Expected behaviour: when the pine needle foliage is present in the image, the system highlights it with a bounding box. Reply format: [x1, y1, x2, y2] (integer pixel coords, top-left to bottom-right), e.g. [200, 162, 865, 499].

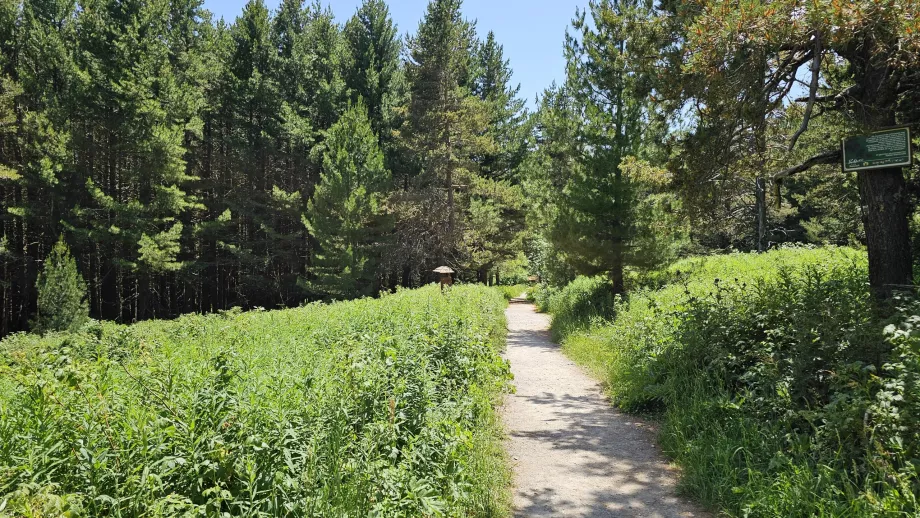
[31, 236, 89, 334]
[305, 102, 392, 299]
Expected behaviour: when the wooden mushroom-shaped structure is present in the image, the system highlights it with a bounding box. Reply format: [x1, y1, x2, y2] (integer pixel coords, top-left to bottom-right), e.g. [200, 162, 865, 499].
[433, 266, 455, 292]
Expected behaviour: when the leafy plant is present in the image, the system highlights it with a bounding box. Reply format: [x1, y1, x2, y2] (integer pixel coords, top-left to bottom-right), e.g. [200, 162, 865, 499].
[544, 246, 920, 515]
[1, 285, 512, 517]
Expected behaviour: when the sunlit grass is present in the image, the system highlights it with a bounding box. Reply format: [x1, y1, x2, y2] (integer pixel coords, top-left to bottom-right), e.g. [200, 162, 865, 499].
[540, 246, 920, 516]
[0, 285, 513, 517]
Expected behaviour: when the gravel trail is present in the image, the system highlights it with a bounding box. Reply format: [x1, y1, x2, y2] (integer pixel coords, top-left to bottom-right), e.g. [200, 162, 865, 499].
[501, 300, 707, 518]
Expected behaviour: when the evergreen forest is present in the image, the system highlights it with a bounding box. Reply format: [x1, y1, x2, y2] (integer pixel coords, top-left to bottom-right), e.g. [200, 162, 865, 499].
[0, 0, 530, 333]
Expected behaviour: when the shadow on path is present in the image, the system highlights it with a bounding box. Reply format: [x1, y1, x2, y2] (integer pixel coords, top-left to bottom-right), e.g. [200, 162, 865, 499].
[502, 303, 706, 518]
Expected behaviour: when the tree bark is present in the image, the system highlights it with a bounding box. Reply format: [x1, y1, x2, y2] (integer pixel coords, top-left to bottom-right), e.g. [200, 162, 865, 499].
[756, 177, 767, 252]
[857, 168, 913, 298]
[609, 251, 625, 296]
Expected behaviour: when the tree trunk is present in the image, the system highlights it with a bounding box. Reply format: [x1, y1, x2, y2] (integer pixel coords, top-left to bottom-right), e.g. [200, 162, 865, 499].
[756, 177, 767, 252]
[610, 249, 625, 295]
[857, 168, 913, 298]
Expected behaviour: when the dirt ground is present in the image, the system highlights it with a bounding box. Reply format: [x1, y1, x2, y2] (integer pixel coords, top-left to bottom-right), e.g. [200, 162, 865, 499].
[501, 301, 709, 518]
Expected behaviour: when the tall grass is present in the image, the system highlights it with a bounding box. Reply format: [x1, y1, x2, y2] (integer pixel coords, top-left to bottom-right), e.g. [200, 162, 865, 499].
[496, 285, 528, 301]
[544, 246, 920, 516]
[0, 285, 512, 517]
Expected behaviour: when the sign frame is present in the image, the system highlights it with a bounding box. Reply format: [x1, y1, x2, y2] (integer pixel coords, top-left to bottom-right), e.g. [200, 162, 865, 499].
[841, 127, 913, 173]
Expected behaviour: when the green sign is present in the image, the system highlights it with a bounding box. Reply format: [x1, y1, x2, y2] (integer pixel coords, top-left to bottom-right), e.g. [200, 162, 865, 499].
[842, 128, 913, 172]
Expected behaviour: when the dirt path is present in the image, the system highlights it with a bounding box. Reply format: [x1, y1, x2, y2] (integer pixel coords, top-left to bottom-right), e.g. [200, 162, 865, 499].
[501, 300, 707, 518]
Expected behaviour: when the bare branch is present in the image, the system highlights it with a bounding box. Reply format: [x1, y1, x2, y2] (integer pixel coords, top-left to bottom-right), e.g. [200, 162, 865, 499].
[772, 149, 840, 181]
[764, 49, 813, 94]
[788, 31, 823, 152]
[793, 85, 858, 104]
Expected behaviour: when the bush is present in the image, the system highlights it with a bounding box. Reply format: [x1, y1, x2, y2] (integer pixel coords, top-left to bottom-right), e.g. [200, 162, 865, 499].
[534, 276, 617, 341]
[0, 285, 512, 517]
[496, 284, 527, 301]
[31, 237, 89, 334]
[548, 246, 920, 515]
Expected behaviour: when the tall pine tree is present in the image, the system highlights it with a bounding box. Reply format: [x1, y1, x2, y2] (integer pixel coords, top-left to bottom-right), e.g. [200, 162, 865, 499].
[398, 0, 490, 277]
[305, 102, 391, 299]
[32, 236, 88, 334]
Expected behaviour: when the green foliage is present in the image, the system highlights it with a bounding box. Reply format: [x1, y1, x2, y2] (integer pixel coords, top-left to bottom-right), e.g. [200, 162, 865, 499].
[546, 246, 920, 515]
[31, 237, 88, 334]
[525, 1, 676, 293]
[343, 0, 401, 140]
[0, 285, 512, 516]
[532, 275, 617, 343]
[496, 284, 526, 301]
[0, 0, 532, 333]
[305, 102, 392, 299]
[526, 0, 665, 293]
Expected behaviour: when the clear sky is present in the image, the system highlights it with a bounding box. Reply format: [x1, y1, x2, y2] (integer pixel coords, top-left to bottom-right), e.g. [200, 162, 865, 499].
[202, 0, 588, 108]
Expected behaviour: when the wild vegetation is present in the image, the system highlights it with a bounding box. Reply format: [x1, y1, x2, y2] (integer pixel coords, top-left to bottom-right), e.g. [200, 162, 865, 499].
[538, 247, 920, 516]
[2, 0, 920, 514]
[0, 285, 511, 516]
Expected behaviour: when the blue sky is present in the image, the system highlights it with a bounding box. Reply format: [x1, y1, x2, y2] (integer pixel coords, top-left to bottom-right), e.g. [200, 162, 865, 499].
[203, 0, 589, 108]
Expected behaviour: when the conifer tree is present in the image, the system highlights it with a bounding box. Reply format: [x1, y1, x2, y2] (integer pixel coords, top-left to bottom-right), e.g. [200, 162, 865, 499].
[32, 236, 88, 334]
[464, 31, 529, 280]
[399, 0, 491, 273]
[549, 1, 653, 294]
[0, 75, 18, 182]
[305, 102, 391, 299]
[473, 31, 528, 181]
[343, 0, 401, 138]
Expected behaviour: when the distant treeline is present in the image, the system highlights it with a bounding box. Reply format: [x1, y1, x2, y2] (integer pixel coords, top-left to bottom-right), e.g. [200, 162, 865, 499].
[0, 0, 529, 333]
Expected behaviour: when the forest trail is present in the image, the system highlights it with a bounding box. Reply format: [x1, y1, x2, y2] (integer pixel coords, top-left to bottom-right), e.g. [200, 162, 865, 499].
[501, 300, 707, 517]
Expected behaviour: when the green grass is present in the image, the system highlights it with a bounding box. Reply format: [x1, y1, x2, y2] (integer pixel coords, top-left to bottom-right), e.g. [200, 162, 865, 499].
[541, 246, 920, 516]
[0, 285, 513, 517]
[496, 285, 528, 301]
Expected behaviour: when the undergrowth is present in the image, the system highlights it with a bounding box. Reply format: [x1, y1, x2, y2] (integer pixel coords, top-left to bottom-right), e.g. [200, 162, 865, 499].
[0, 285, 512, 517]
[496, 285, 528, 301]
[540, 246, 920, 516]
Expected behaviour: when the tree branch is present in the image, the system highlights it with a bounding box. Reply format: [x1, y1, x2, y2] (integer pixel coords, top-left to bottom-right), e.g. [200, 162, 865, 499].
[764, 49, 813, 94]
[772, 149, 840, 181]
[788, 31, 822, 152]
[793, 84, 858, 104]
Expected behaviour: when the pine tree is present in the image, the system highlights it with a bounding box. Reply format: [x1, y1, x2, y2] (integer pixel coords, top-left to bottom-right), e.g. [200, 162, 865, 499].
[0, 75, 18, 182]
[473, 31, 528, 181]
[399, 0, 491, 274]
[3, 0, 78, 332]
[464, 31, 529, 281]
[342, 0, 401, 138]
[546, 1, 654, 294]
[304, 102, 391, 299]
[32, 236, 88, 334]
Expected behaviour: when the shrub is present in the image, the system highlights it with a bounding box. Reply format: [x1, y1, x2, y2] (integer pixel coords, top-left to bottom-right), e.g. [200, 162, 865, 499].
[31, 237, 89, 334]
[535, 276, 617, 341]
[496, 284, 527, 301]
[0, 285, 512, 517]
[547, 246, 920, 515]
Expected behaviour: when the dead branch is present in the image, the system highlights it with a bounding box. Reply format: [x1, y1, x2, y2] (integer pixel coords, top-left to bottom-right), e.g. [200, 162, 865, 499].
[789, 31, 823, 151]
[772, 149, 840, 181]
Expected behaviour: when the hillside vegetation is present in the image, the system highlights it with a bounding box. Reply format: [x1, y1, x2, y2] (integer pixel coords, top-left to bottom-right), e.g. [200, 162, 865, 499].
[0, 286, 512, 517]
[537, 247, 920, 516]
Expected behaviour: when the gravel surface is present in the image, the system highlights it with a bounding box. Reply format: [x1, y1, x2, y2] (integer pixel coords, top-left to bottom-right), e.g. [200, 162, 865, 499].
[501, 300, 708, 518]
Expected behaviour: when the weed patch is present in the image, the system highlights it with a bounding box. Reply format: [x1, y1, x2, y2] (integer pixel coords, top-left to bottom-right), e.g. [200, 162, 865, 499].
[0, 285, 512, 517]
[544, 246, 920, 516]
